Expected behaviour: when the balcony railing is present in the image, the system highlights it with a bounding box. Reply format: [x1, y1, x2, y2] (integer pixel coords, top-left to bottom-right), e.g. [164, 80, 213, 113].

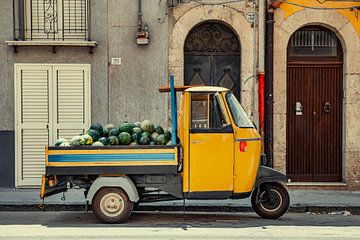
[12, 0, 91, 41]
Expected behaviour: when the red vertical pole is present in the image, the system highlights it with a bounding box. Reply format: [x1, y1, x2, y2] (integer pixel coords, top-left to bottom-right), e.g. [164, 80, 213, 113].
[259, 72, 265, 150]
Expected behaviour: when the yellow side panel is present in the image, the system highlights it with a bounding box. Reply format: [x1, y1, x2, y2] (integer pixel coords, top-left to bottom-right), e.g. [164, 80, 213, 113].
[233, 128, 261, 193]
[189, 133, 234, 192]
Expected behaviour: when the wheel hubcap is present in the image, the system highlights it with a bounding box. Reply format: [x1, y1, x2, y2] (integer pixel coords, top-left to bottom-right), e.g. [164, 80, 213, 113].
[259, 188, 283, 212]
[100, 193, 125, 217]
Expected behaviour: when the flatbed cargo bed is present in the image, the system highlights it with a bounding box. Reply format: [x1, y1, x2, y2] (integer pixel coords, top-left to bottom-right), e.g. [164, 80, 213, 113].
[45, 145, 179, 175]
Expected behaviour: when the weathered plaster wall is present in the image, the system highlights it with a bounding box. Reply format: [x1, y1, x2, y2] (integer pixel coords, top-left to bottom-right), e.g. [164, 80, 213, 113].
[169, 2, 258, 121]
[107, 0, 169, 127]
[273, 8, 360, 189]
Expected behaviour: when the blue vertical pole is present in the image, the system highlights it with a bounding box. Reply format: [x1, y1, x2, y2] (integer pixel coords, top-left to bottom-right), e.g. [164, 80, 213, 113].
[170, 74, 177, 145]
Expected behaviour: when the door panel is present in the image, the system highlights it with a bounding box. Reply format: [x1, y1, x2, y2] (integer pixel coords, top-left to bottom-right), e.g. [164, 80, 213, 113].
[286, 64, 342, 182]
[184, 55, 211, 86]
[213, 55, 240, 100]
[189, 133, 234, 192]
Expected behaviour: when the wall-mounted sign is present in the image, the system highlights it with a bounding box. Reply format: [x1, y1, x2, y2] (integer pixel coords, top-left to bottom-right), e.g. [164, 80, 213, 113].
[111, 58, 122, 65]
[246, 12, 257, 23]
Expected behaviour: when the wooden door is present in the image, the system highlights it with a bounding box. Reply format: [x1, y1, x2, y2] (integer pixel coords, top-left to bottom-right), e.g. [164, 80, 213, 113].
[184, 22, 241, 100]
[286, 26, 343, 182]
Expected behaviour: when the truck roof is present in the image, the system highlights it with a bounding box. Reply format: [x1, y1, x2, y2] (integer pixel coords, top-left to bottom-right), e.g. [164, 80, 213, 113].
[185, 86, 229, 92]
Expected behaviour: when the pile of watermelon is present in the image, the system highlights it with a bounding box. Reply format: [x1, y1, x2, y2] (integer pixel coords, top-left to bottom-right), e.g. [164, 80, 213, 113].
[55, 120, 175, 147]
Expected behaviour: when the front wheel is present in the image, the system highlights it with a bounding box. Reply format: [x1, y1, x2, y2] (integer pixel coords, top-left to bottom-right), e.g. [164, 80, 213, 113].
[251, 182, 289, 219]
[92, 187, 133, 223]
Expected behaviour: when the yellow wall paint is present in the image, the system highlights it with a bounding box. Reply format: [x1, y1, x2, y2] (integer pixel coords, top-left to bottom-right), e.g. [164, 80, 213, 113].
[277, 0, 360, 36]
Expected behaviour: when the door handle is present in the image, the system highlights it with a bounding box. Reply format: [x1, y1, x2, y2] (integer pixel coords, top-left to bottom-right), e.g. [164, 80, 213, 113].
[295, 101, 303, 116]
[324, 102, 332, 113]
[192, 140, 204, 144]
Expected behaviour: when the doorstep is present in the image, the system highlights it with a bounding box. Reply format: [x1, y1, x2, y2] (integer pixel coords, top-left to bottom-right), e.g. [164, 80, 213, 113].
[286, 182, 348, 190]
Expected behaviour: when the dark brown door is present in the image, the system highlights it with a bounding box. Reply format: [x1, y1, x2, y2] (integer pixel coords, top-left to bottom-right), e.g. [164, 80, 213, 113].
[286, 26, 343, 182]
[184, 22, 241, 100]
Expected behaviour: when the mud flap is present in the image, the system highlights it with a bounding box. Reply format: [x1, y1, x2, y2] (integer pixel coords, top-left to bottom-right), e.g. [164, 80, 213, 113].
[40, 175, 68, 200]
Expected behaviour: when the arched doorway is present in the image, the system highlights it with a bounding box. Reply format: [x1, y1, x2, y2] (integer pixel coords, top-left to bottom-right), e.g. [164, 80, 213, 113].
[184, 22, 241, 100]
[286, 26, 343, 182]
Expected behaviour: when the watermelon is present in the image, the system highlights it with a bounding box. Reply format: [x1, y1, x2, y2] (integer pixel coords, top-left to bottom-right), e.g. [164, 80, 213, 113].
[141, 132, 151, 139]
[164, 130, 172, 140]
[86, 129, 100, 142]
[151, 132, 159, 142]
[118, 122, 135, 134]
[92, 141, 104, 146]
[82, 134, 93, 145]
[131, 133, 140, 143]
[132, 127, 142, 134]
[104, 123, 115, 130]
[55, 138, 68, 146]
[102, 128, 110, 137]
[156, 134, 168, 145]
[166, 140, 172, 146]
[108, 136, 119, 145]
[141, 120, 154, 133]
[154, 125, 164, 135]
[149, 141, 155, 145]
[89, 123, 103, 137]
[139, 136, 150, 145]
[118, 132, 132, 145]
[70, 135, 85, 146]
[98, 137, 109, 146]
[134, 122, 141, 128]
[59, 142, 71, 147]
[130, 142, 138, 146]
[109, 128, 120, 137]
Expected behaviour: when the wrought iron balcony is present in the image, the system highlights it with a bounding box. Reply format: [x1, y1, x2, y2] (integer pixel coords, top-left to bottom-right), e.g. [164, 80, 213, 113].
[12, 0, 92, 41]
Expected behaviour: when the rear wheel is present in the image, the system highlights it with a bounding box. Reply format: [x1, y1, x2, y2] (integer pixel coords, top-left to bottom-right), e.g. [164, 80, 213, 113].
[251, 182, 289, 219]
[92, 187, 133, 223]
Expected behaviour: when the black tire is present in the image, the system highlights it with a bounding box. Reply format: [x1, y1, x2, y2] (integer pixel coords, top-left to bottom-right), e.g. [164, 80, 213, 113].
[92, 187, 133, 223]
[251, 182, 289, 219]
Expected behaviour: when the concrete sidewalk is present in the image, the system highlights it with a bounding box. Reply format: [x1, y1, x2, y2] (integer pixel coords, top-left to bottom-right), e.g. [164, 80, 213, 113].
[0, 188, 359, 214]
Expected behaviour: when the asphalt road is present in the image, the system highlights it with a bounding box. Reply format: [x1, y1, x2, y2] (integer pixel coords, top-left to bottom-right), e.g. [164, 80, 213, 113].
[0, 211, 359, 239]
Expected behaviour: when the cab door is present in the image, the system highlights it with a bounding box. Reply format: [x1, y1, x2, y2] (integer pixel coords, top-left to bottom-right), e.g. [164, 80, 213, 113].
[187, 92, 234, 198]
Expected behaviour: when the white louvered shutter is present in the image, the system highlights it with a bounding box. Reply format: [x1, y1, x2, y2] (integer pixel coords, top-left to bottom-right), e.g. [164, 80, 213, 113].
[15, 65, 52, 186]
[53, 66, 90, 141]
[15, 64, 91, 187]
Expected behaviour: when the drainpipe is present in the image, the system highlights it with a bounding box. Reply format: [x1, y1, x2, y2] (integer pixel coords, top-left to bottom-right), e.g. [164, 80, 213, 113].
[138, 0, 142, 31]
[265, 9, 274, 167]
[258, 0, 266, 153]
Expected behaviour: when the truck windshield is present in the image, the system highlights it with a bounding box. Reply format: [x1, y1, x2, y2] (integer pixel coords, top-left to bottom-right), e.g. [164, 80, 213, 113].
[225, 92, 254, 128]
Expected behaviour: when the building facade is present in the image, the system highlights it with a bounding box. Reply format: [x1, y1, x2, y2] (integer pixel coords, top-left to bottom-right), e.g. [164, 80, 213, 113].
[0, 0, 359, 190]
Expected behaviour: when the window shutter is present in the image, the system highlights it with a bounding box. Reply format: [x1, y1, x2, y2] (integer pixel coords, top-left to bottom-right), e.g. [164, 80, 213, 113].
[53, 65, 90, 142]
[15, 66, 52, 186]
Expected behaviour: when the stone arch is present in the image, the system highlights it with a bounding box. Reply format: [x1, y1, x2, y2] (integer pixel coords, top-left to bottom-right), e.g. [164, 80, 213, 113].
[273, 8, 360, 186]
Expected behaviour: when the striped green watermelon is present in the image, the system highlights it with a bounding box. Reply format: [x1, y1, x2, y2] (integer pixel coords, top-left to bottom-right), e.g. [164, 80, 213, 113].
[108, 136, 119, 145]
[141, 120, 154, 133]
[89, 123, 103, 137]
[86, 129, 100, 142]
[118, 132, 132, 145]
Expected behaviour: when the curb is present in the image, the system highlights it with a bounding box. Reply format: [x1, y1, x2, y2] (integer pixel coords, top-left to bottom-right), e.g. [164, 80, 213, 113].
[0, 204, 359, 215]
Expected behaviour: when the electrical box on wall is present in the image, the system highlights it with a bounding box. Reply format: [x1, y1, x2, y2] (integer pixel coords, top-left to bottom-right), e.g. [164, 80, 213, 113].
[136, 25, 149, 45]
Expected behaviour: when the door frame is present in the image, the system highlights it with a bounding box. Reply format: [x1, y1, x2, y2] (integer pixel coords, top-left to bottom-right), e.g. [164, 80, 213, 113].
[14, 63, 91, 187]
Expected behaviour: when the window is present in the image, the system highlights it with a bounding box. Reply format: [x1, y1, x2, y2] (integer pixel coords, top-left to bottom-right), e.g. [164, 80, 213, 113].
[288, 27, 338, 57]
[14, 0, 90, 41]
[226, 92, 254, 128]
[191, 93, 230, 130]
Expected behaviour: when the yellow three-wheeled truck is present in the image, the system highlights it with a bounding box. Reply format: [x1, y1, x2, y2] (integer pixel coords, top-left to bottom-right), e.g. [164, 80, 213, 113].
[40, 77, 289, 223]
